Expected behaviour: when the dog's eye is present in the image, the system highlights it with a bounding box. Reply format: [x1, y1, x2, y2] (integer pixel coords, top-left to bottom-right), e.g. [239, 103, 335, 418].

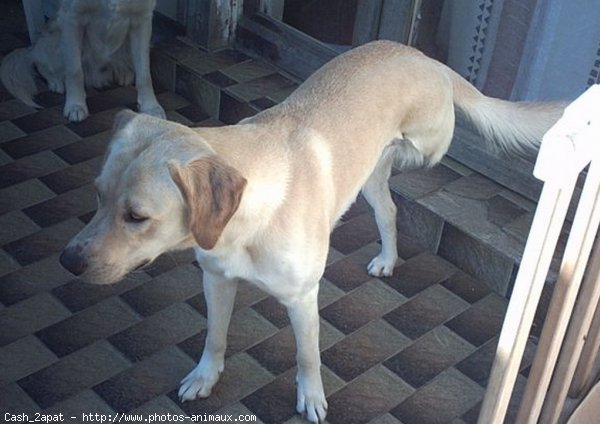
[125, 211, 148, 223]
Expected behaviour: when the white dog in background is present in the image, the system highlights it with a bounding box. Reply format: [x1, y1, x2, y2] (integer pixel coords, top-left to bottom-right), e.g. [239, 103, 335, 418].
[0, 0, 165, 122]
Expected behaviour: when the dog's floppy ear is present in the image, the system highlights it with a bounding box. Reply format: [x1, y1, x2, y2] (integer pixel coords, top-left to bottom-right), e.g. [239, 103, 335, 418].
[113, 109, 137, 131]
[169, 156, 247, 250]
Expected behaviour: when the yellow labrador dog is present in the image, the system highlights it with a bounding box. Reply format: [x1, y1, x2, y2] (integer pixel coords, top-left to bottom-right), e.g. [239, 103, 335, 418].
[0, 0, 165, 122]
[60, 41, 563, 422]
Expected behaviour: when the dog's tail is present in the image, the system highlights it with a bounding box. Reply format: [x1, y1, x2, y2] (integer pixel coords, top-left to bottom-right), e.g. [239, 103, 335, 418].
[0, 47, 41, 109]
[448, 68, 565, 155]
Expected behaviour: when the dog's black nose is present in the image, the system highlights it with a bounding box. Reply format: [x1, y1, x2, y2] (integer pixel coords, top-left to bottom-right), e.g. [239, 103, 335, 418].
[59, 246, 88, 276]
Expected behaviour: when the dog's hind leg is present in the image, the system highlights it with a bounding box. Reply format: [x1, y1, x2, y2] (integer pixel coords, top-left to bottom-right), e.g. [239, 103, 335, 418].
[179, 271, 238, 401]
[362, 150, 398, 277]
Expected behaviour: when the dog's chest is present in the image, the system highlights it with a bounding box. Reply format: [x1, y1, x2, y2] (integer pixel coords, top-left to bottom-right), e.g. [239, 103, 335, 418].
[76, 0, 151, 54]
[194, 246, 295, 299]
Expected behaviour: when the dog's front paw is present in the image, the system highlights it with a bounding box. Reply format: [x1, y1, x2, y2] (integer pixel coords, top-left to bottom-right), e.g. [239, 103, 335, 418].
[178, 358, 223, 401]
[367, 254, 396, 277]
[296, 371, 327, 423]
[64, 103, 89, 122]
[138, 102, 166, 119]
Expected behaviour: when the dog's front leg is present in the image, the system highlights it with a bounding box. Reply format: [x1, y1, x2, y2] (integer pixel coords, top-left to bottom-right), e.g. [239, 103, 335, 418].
[129, 18, 166, 119]
[286, 286, 327, 423]
[179, 271, 238, 401]
[61, 18, 88, 122]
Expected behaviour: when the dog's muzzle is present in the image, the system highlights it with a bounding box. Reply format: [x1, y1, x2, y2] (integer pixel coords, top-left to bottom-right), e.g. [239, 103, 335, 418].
[59, 246, 88, 276]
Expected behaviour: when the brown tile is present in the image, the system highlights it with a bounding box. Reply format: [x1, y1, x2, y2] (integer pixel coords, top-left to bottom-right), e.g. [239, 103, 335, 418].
[322, 320, 410, 382]
[326, 365, 413, 424]
[130, 394, 186, 416]
[443, 173, 504, 200]
[23, 184, 96, 227]
[219, 92, 258, 124]
[42, 390, 115, 418]
[249, 96, 277, 111]
[53, 130, 112, 165]
[94, 346, 193, 411]
[0, 292, 72, 346]
[321, 279, 406, 334]
[155, 91, 190, 111]
[177, 352, 273, 415]
[178, 46, 249, 75]
[384, 284, 469, 340]
[0, 148, 12, 165]
[445, 293, 507, 347]
[0, 254, 74, 306]
[0, 335, 57, 383]
[225, 307, 279, 355]
[11, 107, 69, 134]
[18, 340, 130, 408]
[323, 243, 382, 292]
[66, 107, 123, 137]
[108, 302, 206, 362]
[0, 383, 41, 416]
[0, 99, 37, 121]
[0, 210, 39, 245]
[384, 326, 475, 388]
[239, 368, 298, 423]
[51, 271, 150, 312]
[226, 74, 297, 102]
[486, 195, 526, 226]
[175, 65, 221, 117]
[0, 248, 19, 278]
[0, 120, 26, 143]
[221, 59, 277, 83]
[389, 165, 461, 200]
[121, 264, 202, 316]
[330, 213, 380, 255]
[442, 271, 491, 304]
[204, 70, 238, 88]
[2, 125, 80, 159]
[187, 279, 268, 318]
[246, 326, 296, 375]
[383, 252, 457, 298]
[142, 249, 197, 278]
[0, 179, 53, 214]
[176, 103, 210, 123]
[4, 219, 85, 266]
[36, 297, 141, 357]
[39, 156, 103, 194]
[86, 86, 137, 114]
[0, 151, 68, 188]
[252, 296, 289, 328]
[391, 368, 484, 424]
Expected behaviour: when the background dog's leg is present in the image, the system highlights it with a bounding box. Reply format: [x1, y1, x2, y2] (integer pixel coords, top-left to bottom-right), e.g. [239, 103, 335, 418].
[179, 271, 238, 401]
[61, 19, 88, 122]
[129, 18, 166, 119]
[286, 286, 327, 423]
[362, 153, 398, 277]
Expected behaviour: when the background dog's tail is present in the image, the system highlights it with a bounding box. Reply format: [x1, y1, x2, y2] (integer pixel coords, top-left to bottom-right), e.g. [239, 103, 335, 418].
[448, 67, 565, 155]
[0, 47, 41, 109]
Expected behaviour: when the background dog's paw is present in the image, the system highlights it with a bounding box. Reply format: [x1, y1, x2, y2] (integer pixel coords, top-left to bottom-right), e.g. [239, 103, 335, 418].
[178, 361, 222, 402]
[139, 102, 166, 119]
[64, 103, 89, 122]
[367, 255, 396, 277]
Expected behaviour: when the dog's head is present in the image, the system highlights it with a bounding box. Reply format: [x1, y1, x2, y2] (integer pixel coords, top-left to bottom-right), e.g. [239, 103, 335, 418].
[60, 110, 246, 284]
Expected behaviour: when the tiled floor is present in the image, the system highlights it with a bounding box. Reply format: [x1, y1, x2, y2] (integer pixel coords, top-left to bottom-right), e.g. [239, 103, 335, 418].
[0, 4, 538, 423]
